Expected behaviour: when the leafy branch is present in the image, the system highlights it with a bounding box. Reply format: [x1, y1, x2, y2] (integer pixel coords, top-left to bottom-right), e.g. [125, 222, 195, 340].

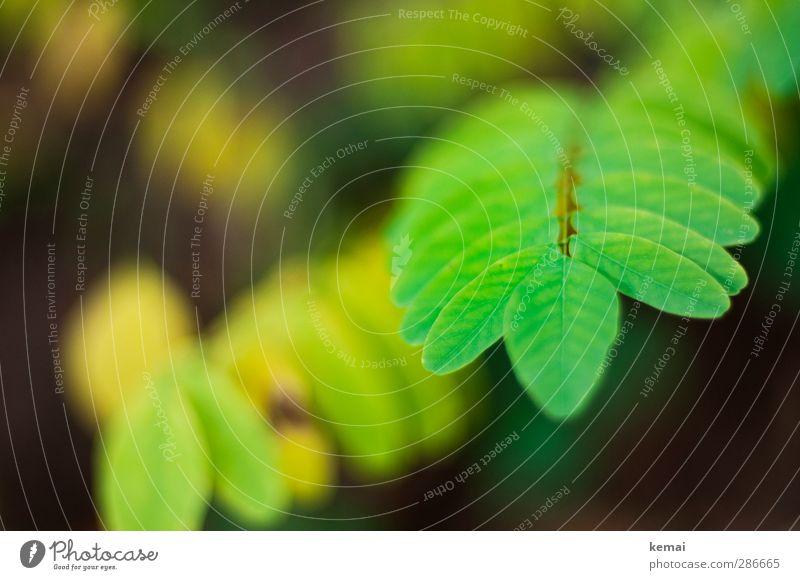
[388, 82, 772, 418]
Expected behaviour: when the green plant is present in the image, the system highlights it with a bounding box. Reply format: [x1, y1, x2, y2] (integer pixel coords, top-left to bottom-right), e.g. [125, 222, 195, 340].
[387, 82, 772, 419]
[97, 354, 290, 530]
[69, 240, 481, 529]
[208, 240, 481, 478]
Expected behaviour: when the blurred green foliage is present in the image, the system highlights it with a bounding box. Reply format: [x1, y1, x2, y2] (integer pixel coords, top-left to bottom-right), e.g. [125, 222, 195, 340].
[66, 239, 483, 529]
[64, 264, 193, 426]
[136, 63, 294, 214]
[208, 240, 483, 479]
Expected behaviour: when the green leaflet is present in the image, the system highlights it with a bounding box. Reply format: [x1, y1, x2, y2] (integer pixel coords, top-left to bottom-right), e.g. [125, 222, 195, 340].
[570, 233, 730, 318]
[400, 218, 558, 343]
[504, 258, 619, 418]
[574, 207, 748, 294]
[389, 80, 769, 418]
[582, 139, 757, 208]
[616, 5, 777, 181]
[746, 0, 800, 97]
[391, 202, 552, 307]
[179, 361, 290, 526]
[635, 0, 800, 104]
[97, 353, 292, 530]
[423, 246, 559, 374]
[250, 249, 477, 479]
[97, 377, 211, 530]
[387, 86, 579, 246]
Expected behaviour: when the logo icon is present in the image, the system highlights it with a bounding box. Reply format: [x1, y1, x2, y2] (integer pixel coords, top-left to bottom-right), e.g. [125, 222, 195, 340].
[20, 540, 45, 568]
[391, 234, 413, 289]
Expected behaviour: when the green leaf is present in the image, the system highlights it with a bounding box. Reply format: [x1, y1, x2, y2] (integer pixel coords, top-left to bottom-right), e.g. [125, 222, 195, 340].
[387, 86, 581, 249]
[504, 258, 619, 418]
[179, 360, 290, 526]
[570, 233, 730, 318]
[97, 376, 211, 530]
[390, 184, 555, 307]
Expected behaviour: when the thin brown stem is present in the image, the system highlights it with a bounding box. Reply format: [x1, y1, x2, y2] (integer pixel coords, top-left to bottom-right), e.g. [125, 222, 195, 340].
[554, 148, 581, 256]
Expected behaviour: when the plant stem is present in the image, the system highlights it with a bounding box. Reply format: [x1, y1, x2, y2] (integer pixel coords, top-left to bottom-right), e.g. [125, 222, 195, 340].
[554, 149, 580, 256]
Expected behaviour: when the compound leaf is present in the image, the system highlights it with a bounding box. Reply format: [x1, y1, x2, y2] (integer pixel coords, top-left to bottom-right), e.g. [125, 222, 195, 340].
[388, 80, 769, 418]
